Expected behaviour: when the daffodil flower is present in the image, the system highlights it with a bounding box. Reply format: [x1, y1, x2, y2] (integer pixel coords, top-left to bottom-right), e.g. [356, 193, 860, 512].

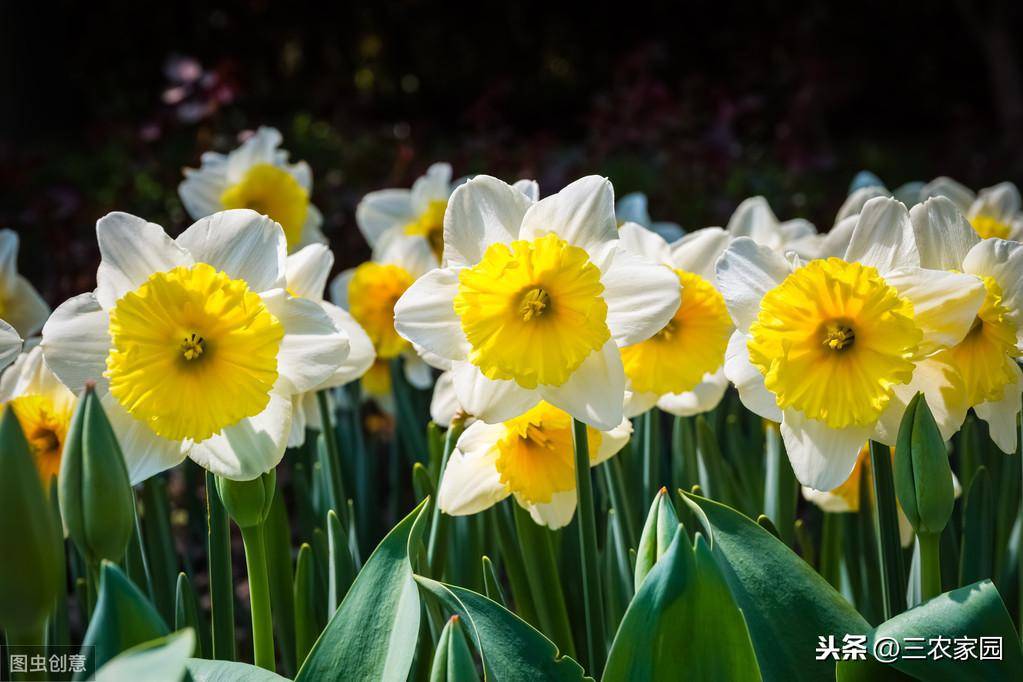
[179, 127, 326, 252]
[718, 196, 986, 490]
[0, 229, 50, 338]
[283, 244, 376, 447]
[330, 236, 438, 405]
[615, 192, 684, 242]
[921, 177, 1023, 241]
[0, 345, 76, 485]
[897, 196, 1023, 453]
[0, 320, 21, 371]
[41, 210, 350, 483]
[393, 175, 680, 430]
[725, 196, 820, 259]
[356, 163, 460, 263]
[438, 401, 631, 528]
[616, 223, 733, 417]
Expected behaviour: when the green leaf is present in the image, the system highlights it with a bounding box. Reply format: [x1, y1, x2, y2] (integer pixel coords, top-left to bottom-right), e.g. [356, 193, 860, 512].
[296, 499, 430, 681]
[174, 573, 204, 658]
[605, 529, 760, 681]
[430, 615, 480, 682]
[184, 658, 290, 681]
[867, 580, 1023, 680]
[960, 467, 994, 586]
[681, 492, 869, 682]
[96, 628, 194, 682]
[415, 577, 587, 681]
[81, 560, 169, 671]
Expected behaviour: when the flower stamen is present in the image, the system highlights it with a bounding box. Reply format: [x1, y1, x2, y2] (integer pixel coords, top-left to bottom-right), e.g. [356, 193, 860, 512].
[822, 322, 855, 351]
[519, 287, 551, 321]
[180, 333, 206, 361]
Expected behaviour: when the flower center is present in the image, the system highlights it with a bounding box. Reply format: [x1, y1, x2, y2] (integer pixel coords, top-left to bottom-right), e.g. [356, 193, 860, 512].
[821, 322, 855, 351]
[970, 214, 1012, 240]
[347, 262, 415, 359]
[404, 199, 447, 260]
[934, 275, 1021, 406]
[454, 233, 610, 389]
[621, 270, 733, 396]
[518, 287, 551, 321]
[494, 402, 601, 505]
[220, 163, 309, 250]
[747, 258, 921, 429]
[8, 394, 71, 485]
[106, 263, 284, 442]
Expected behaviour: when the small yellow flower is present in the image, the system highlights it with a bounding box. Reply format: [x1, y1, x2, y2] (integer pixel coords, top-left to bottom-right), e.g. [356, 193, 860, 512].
[219, 164, 309, 249]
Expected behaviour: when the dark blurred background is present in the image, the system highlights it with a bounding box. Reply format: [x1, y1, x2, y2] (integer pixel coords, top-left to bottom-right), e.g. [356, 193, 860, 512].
[2, 0, 1022, 309]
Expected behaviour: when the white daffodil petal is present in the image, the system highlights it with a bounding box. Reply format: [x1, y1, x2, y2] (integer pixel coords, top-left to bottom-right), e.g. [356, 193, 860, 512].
[873, 358, 966, 445]
[100, 392, 187, 485]
[329, 268, 355, 310]
[724, 330, 781, 422]
[95, 212, 193, 309]
[538, 340, 625, 431]
[40, 292, 111, 394]
[260, 291, 349, 394]
[649, 222, 685, 243]
[623, 390, 660, 419]
[883, 267, 985, 354]
[378, 235, 438, 279]
[656, 370, 730, 417]
[520, 175, 617, 258]
[225, 127, 282, 181]
[843, 197, 919, 273]
[715, 237, 793, 333]
[187, 390, 292, 480]
[452, 361, 540, 424]
[288, 394, 308, 448]
[411, 162, 452, 211]
[836, 186, 889, 223]
[512, 179, 540, 202]
[525, 490, 577, 530]
[176, 209, 286, 292]
[802, 487, 855, 514]
[909, 197, 979, 271]
[356, 189, 416, 247]
[593, 417, 632, 465]
[319, 303, 375, 388]
[975, 362, 1023, 454]
[670, 227, 731, 281]
[393, 268, 470, 362]
[296, 205, 327, 250]
[971, 182, 1021, 222]
[0, 319, 21, 371]
[0, 230, 20, 292]
[617, 222, 672, 266]
[443, 175, 532, 268]
[726, 197, 782, 249]
[818, 215, 858, 259]
[437, 421, 509, 515]
[430, 370, 462, 427]
[403, 354, 434, 389]
[602, 247, 680, 346]
[285, 243, 333, 301]
[3, 277, 51, 338]
[179, 163, 228, 220]
[920, 176, 975, 213]
[780, 409, 872, 491]
[962, 238, 1023, 338]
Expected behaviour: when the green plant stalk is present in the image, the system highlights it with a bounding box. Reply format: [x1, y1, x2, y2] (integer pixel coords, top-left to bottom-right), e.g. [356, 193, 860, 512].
[819, 512, 843, 591]
[141, 477, 177, 623]
[918, 532, 942, 602]
[317, 391, 349, 524]
[205, 470, 236, 661]
[294, 543, 317, 668]
[426, 420, 466, 578]
[600, 457, 637, 550]
[6, 625, 48, 681]
[512, 503, 576, 658]
[869, 439, 907, 619]
[762, 423, 796, 546]
[572, 419, 606, 675]
[240, 523, 275, 671]
[641, 409, 657, 507]
[490, 506, 539, 628]
[47, 479, 69, 647]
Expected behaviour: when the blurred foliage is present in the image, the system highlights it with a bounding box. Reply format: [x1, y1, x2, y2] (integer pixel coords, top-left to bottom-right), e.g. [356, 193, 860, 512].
[1, 0, 1021, 306]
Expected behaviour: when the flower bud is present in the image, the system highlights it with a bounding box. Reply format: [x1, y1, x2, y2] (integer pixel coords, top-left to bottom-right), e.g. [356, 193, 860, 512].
[215, 469, 277, 529]
[59, 385, 135, 565]
[634, 486, 680, 590]
[894, 393, 954, 535]
[0, 406, 60, 633]
[430, 615, 478, 682]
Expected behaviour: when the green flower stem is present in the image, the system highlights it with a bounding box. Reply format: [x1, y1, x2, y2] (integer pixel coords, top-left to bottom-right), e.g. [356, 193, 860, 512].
[869, 439, 907, 619]
[206, 470, 236, 661]
[426, 419, 466, 578]
[573, 418, 606, 675]
[601, 455, 637, 551]
[316, 391, 349, 523]
[640, 409, 658, 506]
[918, 532, 942, 602]
[6, 625, 47, 681]
[240, 523, 276, 672]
